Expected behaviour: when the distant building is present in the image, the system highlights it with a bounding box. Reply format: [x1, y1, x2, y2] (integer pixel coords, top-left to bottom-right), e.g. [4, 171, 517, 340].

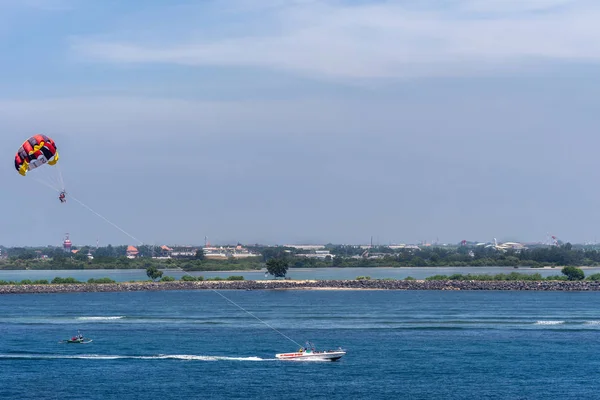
[284, 245, 325, 251]
[203, 245, 260, 259]
[296, 250, 334, 259]
[388, 245, 405, 249]
[152, 245, 173, 259]
[72, 249, 93, 260]
[170, 246, 197, 258]
[126, 245, 139, 259]
[63, 233, 72, 253]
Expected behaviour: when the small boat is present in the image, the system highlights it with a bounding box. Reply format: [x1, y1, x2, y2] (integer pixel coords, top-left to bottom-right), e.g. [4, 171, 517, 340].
[59, 331, 92, 344]
[60, 337, 93, 344]
[276, 342, 346, 361]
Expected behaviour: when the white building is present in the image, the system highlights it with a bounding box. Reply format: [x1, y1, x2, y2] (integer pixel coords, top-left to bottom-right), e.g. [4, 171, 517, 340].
[296, 250, 335, 259]
[284, 245, 326, 250]
[203, 245, 260, 259]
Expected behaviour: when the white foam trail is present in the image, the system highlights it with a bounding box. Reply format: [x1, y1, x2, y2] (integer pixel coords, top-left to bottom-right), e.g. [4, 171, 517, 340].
[153, 355, 265, 361]
[0, 354, 270, 361]
[584, 321, 600, 325]
[535, 321, 565, 325]
[76, 316, 125, 321]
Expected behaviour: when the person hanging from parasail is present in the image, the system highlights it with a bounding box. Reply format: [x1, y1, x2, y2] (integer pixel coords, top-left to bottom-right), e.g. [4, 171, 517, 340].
[14, 134, 66, 202]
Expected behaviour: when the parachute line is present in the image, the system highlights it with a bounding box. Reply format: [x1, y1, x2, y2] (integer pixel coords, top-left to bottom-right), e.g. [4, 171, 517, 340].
[56, 162, 66, 191]
[32, 177, 61, 193]
[69, 195, 144, 245]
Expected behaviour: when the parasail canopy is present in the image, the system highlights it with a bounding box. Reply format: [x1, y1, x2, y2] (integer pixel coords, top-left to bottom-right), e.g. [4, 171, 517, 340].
[14, 134, 59, 176]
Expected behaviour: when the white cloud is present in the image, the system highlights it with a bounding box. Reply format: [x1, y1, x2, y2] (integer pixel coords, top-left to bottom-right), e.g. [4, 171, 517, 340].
[69, 0, 600, 79]
[457, 0, 574, 13]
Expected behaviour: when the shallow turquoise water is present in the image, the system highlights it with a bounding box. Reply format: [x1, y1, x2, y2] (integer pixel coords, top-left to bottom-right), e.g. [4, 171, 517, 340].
[1, 290, 599, 399]
[0, 265, 589, 282]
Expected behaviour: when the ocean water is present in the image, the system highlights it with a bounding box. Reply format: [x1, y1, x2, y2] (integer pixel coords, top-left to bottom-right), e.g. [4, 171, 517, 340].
[1, 290, 599, 399]
[0, 265, 594, 282]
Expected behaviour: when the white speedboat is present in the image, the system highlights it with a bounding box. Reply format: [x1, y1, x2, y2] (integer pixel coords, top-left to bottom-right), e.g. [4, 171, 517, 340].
[276, 343, 346, 361]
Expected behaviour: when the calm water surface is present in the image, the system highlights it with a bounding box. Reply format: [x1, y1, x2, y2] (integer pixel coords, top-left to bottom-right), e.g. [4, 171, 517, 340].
[0, 266, 589, 282]
[0, 290, 599, 399]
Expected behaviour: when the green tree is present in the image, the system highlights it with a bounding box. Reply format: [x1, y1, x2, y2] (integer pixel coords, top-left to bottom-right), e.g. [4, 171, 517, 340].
[266, 257, 289, 278]
[9, 247, 37, 260]
[194, 249, 205, 260]
[94, 245, 116, 258]
[146, 266, 163, 281]
[561, 266, 584, 281]
[261, 247, 292, 261]
[587, 273, 600, 281]
[51, 249, 67, 264]
[332, 256, 342, 267]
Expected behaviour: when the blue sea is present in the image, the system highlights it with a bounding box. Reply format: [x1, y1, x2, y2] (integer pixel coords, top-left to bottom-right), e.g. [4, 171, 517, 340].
[1, 289, 599, 399]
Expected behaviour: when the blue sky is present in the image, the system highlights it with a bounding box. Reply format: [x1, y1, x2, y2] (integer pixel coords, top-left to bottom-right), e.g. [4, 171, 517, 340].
[1, 0, 600, 247]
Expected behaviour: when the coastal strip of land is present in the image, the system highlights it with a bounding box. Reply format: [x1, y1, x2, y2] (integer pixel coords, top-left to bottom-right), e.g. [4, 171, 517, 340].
[2, 279, 600, 294]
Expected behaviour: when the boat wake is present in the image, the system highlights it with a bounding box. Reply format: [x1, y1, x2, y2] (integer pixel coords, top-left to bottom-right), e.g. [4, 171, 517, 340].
[0, 353, 271, 361]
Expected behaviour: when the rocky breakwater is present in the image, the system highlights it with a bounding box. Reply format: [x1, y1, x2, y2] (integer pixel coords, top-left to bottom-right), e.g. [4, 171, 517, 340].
[2, 279, 600, 294]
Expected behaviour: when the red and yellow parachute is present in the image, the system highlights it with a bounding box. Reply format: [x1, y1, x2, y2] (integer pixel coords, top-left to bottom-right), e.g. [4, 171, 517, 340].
[14, 134, 59, 176]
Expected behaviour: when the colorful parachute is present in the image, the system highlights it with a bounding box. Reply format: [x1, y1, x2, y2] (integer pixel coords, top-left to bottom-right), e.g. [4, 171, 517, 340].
[14, 134, 59, 176]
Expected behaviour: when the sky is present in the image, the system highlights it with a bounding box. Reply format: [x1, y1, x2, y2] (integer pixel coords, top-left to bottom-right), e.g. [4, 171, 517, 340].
[1, 0, 600, 247]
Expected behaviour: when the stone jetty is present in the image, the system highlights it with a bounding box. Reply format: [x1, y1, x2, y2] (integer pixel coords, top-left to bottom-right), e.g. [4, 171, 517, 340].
[1, 279, 600, 294]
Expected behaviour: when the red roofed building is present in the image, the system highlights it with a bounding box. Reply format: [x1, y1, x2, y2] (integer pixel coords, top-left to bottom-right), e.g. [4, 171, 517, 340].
[156, 245, 172, 258]
[126, 245, 139, 259]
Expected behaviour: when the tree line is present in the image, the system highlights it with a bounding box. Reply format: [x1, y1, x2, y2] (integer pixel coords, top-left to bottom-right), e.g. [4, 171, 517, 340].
[257, 243, 600, 268]
[2, 243, 600, 271]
